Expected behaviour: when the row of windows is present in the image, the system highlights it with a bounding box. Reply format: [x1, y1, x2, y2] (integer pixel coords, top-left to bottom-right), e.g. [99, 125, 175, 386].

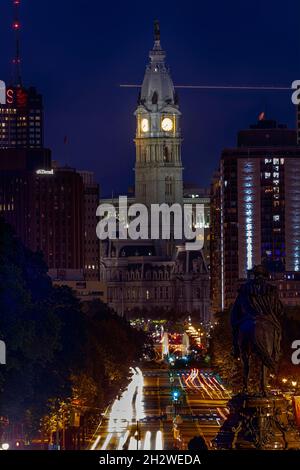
[108, 286, 204, 301]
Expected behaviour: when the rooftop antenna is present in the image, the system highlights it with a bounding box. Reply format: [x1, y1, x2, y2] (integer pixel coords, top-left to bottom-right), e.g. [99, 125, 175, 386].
[12, 0, 22, 86]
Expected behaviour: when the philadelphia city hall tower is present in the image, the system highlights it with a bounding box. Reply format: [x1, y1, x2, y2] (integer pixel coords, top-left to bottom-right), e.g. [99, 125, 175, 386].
[100, 22, 210, 322]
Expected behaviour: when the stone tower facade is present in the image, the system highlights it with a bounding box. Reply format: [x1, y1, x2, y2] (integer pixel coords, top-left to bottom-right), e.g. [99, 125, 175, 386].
[134, 21, 183, 207]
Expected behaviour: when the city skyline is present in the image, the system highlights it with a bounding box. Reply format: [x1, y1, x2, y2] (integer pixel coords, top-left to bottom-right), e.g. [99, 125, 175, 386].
[1, 1, 300, 457]
[1, 1, 299, 195]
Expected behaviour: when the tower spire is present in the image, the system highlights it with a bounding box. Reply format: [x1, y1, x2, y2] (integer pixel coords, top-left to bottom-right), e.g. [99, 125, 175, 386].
[12, 0, 22, 86]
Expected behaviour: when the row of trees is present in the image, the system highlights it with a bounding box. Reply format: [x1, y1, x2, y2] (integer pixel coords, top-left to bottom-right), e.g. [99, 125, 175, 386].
[0, 218, 150, 443]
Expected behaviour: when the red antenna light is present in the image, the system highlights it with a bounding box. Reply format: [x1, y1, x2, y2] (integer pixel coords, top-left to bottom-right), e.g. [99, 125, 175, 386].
[12, 0, 22, 85]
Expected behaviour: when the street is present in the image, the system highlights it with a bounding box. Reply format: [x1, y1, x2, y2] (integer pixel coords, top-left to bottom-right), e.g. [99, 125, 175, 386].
[90, 366, 230, 450]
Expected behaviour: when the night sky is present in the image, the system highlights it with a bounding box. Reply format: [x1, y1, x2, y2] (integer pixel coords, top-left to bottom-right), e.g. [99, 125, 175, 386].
[0, 0, 299, 196]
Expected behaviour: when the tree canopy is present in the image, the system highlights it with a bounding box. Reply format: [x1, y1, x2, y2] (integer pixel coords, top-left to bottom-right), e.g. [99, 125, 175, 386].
[0, 218, 149, 440]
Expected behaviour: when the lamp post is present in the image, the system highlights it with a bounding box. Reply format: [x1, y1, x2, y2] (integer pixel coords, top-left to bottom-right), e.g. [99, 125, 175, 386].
[135, 420, 140, 450]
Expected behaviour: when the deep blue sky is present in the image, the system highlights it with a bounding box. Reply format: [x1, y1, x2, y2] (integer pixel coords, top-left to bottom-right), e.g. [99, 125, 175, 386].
[0, 0, 299, 195]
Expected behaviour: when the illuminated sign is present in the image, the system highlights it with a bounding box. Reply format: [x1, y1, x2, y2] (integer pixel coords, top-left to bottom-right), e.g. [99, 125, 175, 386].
[6, 88, 14, 105]
[0, 81, 6, 104]
[36, 169, 54, 175]
[6, 87, 28, 107]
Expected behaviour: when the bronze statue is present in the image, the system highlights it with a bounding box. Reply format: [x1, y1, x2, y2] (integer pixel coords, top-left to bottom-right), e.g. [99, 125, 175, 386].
[154, 20, 160, 42]
[213, 267, 300, 449]
[231, 265, 283, 395]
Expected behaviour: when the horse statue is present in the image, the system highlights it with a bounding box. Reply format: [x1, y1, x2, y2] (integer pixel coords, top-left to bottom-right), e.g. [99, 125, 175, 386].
[231, 265, 284, 395]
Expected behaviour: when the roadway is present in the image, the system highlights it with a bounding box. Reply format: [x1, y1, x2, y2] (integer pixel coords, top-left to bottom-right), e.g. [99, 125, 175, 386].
[90, 366, 230, 450]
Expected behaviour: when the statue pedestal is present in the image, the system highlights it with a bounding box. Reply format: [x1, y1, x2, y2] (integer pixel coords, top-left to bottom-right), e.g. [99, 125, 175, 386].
[213, 394, 300, 450]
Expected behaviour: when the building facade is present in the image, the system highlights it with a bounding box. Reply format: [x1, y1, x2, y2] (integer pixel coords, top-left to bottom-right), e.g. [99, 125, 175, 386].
[79, 171, 100, 281]
[0, 85, 43, 149]
[211, 117, 300, 311]
[0, 158, 84, 272]
[100, 23, 210, 322]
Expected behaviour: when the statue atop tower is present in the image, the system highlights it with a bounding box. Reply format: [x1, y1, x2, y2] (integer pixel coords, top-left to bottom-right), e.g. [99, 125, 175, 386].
[154, 19, 160, 42]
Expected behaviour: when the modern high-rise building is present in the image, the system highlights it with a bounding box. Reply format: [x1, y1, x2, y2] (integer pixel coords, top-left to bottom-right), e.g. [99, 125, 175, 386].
[0, 0, 44, 150]
[0, 0, 104, 302]
[0, 158, 84, 273]
[211, 117, 300, 311]
[79, 170, 100, 281]
[100, 23, 210, 321]
[0, 85, 44, 149]
[183, 184, 210, 268]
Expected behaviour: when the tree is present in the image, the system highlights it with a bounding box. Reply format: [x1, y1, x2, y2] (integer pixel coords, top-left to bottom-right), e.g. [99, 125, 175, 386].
[0, 218, 151, 442]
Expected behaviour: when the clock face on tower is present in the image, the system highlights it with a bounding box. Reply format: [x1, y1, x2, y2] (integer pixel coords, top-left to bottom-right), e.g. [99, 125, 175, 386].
[161, 117, 173, 132]
[141, 118, 149, 132]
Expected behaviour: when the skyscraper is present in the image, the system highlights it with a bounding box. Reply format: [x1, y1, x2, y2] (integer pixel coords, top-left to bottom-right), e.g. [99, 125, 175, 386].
[0, 0, 103, 302]
[79, 170, 100, 281]
[211, 117, 300, 311]
[0, 86, 44, 149]
[0, 1, 44, 150]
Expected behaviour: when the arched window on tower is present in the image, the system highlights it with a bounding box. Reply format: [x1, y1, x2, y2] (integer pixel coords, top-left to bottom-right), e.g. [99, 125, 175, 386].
[152, 91, 158, 104]
[165, 176, 173, 197]
[163, 145, 171, 163]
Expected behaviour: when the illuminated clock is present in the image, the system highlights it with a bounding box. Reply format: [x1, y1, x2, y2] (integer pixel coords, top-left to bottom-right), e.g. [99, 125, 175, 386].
[141, 118, 149, 132]
[161, 117, 173, 132]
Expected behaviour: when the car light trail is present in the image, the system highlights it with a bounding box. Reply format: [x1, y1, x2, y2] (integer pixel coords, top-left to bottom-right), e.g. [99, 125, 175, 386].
[155, 430, 163, 450]
[128, 437, 137, 450]
[117, 430, 130, 450]
[90, 434, 101, 450]
[143, 431, 151, 450]
[91, 367, 145, 450]
[101, 433, 112, 450]
[217, 407, 227, 420]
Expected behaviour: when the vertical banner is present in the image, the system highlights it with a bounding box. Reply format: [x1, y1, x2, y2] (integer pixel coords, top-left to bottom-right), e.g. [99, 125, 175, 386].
[293, 396, 300, 426]
[0, 81, 5, 104]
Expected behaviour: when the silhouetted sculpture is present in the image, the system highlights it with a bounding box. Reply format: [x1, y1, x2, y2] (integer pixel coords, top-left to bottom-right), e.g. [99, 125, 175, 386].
[154, 19, 160, 42]
[231, 265, 283, 395]
[213, 267, 300, 449]
[188, 436, 208, 450]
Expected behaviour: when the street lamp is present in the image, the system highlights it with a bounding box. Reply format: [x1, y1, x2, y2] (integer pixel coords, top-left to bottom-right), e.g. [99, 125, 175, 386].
[134, 420, 140, 450]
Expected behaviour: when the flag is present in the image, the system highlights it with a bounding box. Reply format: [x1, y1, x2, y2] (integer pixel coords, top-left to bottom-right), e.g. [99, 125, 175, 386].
[258, 111, 265, 121]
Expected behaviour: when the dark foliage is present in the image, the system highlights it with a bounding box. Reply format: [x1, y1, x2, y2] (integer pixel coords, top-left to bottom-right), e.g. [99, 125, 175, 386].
[0, 218, 148, 437]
